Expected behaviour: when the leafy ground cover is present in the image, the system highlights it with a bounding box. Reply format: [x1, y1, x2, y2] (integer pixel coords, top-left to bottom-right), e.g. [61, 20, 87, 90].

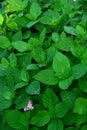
[0, 0, 87, 130]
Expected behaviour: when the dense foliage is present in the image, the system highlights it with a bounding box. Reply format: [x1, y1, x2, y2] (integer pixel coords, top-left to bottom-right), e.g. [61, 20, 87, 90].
[0, 0, 87, 130]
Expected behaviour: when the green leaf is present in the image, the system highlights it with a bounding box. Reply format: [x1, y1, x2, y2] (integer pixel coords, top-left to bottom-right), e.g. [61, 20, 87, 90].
[46, 45, 57, 64]
[6, 74, 15, 92]
[62, 0, 73, 15]
[23, 30, 31, 39]
[54, 102, 68, 118]
[6, 67, 21, 83]
[39, 28, 46, 43]
[0, 86, 12, 111]
[29, 2, 41, 20]
[30, 110, 50, 127]
[47, 119, 64, 130]
[42, 88, 59, 109]
[14, 16, 28, 28]
[0, 100, 12, 111]
[28, 37, 40, 50]
[34, 69, 58, 85]
[65, 127, 78, 130]
[0, 78, 5, 88]
[0, 124, 13, 130]
[7, 21, 18, 30]
[8, 53, 17, 67]
[12, 31, 22, 42]
[71, 44, 85, 58]
[1, 58, 9, 68]
[19, 111, 30, 128]
[81, 50, 87, 65]
[43, 37, 51, 49]
[63, 113, 86, 126]
[59, 76, 73, 90]
[20, 68, 30, 82]
[3, 110, 21, 129]
[40, 10, 61, 26]
[12, 41, 29, 52]
[73, 97, 87, 114]
[26, 20, 39, 28]
[53, 51, 70, 79]
[6, 0, 28, 12]
[81, 125, 87, 130]
[18, 124, 26, 130]
[15, 82, 28, 90]
[26, 81, 40, 95]
[32, 47, 46, 64]
[0, 36, 10, 49]
[30, 127, 38, 130]
[64, 26, 76, 35]
[76, 114, 87, 126]
[0, 14, 4, 25]
[71, 64, 87, 80]
[3, 91, 13, 100]
[52, 32, 59, 42]
[15, 93, 30, 109]
[0, 66, 6, 77]
[26, 64, 39, 70]
[56, 33, 73, 51]
[78, 75, 87, 93]
[18, 53, 32, 68]
[60, 91, 76, 109]
[54, 0, 65, 12]
[76, 25, 86, 37]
